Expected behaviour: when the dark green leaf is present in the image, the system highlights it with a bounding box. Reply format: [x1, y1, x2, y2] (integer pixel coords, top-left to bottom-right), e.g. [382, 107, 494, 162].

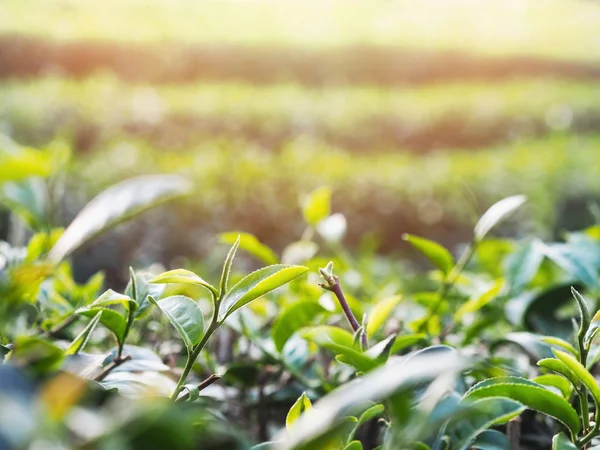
[464, 376, 580, 435]
[552, 433, 577, 450]
[446, 398, 524, 450]
[472, 429, 512, 450]
[65, 310, 102, 355]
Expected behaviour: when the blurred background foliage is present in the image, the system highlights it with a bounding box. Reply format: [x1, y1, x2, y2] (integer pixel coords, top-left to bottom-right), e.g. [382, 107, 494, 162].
[1, 0, 600, 284]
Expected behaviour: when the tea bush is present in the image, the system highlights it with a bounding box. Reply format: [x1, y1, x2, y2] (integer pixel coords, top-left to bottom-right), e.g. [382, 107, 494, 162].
[3, 135, 600, 450]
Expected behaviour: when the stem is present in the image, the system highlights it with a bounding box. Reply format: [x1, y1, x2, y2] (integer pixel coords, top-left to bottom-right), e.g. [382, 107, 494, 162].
[175, 374, 221, 402]
[507, 416, 521, 450]
[170, 322, 219, 401]
[94, 354, 132, 382]
[170, 291, 221, 401]
[419, 240, 477, 335]
[326, 277, 368, 349]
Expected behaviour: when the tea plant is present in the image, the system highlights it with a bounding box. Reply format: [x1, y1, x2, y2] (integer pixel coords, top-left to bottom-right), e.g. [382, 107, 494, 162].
[3, 136, 600, 449]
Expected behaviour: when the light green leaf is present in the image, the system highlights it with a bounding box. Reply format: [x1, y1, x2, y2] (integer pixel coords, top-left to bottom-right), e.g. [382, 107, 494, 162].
[0, 145, 52, 184]
[220, 232, 278, 265]
[299, 325, 355, 348]
[302, 186, 331, 226]
[300, 326, 377, 371]
[552, 433, 577, 450]
[474, 195, 526, 242]
[540, 336, 578, 357]
[220, 235, 240, 298]
[464, 376, 580, 435]
[272, 300, 327, 352]
[533, 374, 573, 399]
[537, 358, 581, 388]
[366, 295, 402, 338]
[343, 442, 363, 450]
[454, 280, 503, 321]
[49, 175, 191, 262]
[149, 269, 218, 297]
[219, 264, 308, 322]
[402, 234, 454, 276]
[65, 310, 102, 356]
[149, 295, 204, 350]
[286, 392, 313, 429]
[89, 289, 137, 313]
[554, 350, 600, 407]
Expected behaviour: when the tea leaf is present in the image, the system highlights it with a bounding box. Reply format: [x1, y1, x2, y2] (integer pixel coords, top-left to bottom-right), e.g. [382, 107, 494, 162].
[149, 295, 204, 350]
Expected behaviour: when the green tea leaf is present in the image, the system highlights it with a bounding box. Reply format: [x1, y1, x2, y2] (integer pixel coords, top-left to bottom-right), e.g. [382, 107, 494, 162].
[533, 374, 573, 398]
[585, 309, 600, 348]
[389, 334, 428, 354]
[472, 429, 512, 450]
[402, 234, 454, 276]
[219, 264, 308, 322]
[149, 269, 218, 297]
[540, 337, 578, 357]
[220, 235, 240, 298]
[78, 307, 127, 345]
[303, 186, 331, 226]
[448, 397, 523, 450]
[454, 280, 503, 321]
[552, 433, 577, 450]
[89, 289, 137, 313]
[9, 336, 64, 375]
[474, 195, 526, 242]
[537, 358, 580, 388]
[367, 295, 401, 338]
[553, 350, 600, 407]
[286, 392, 313, 429]
[49, 175, 191, 262]
[464, 376, 580, 435]
[220, 232, 278, 265]
[541, 243, 599, 291]
[149, 295, 204, 350]
[301, 326, 377, 371]
[272, 300, 326, 352]
[571, 287, 591, 341]
[65, 310, 102, 356]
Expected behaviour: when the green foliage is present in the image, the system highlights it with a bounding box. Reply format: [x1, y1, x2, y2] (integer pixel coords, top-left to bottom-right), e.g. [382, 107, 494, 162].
[3, 161, 600, 450]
